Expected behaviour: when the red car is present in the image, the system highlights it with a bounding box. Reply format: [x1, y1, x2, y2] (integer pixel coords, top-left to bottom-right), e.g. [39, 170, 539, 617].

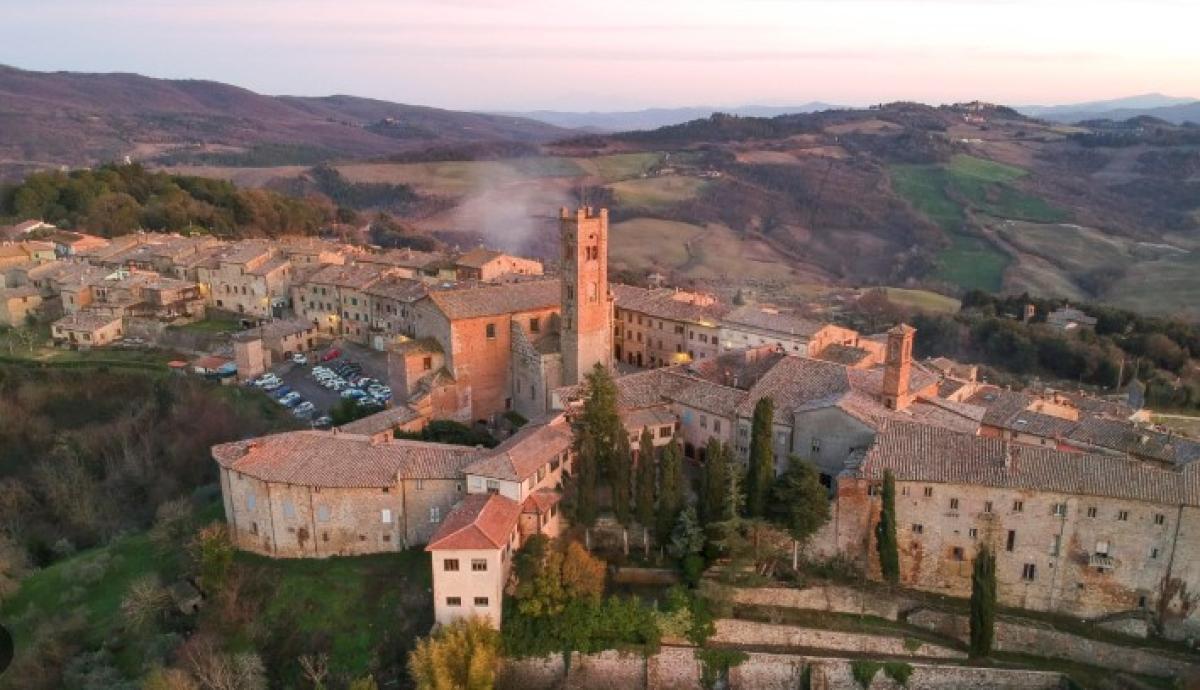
[320, 348, 341, 362]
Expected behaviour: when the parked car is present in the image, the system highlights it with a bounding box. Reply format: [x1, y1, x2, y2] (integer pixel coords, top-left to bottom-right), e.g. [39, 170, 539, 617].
[341, 389, 367, 400]
[313, 416, 332, 428]
[320, 348, 341, 362]
[254, 374, 280, 387]
[291, 353, 309, 365]
[272, 385, 293, 398]
[280, 393, 302, 407]
[262, 380, 283, 391]
[293, 402, 315, 416]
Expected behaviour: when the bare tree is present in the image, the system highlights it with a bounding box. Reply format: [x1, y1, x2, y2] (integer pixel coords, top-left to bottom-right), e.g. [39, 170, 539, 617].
[298, 653, 329, 690]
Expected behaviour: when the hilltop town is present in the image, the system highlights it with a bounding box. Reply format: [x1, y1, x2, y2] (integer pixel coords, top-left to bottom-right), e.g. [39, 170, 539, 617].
[5, 204, 1200, 687]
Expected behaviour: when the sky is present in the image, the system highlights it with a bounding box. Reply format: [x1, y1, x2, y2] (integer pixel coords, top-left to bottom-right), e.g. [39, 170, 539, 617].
[1, 0, 1197, 111]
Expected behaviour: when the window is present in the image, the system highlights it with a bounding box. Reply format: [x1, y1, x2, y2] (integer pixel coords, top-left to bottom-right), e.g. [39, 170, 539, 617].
[968, 528, 978, 539]
[952, 547, 964, 561]
[1087, 506, 1097, 518]
[1155, 513, 1165, 526]
[1095, 540, 1110, 556]
[1051, 503, 1067, 517]
[246, 494, 256, 511]
[486, 480, 500, 494]
[1151, 547, 1160, 559]
[984, 501, 993, 514]
[429, 506, 441, 523]
[381, 509, 393, 524]
[530, 317, 540, 333]
[713, 420, 722, 433]
[446, 597, 462, 607]
[283, 500, 295, 519]
[486, 323, 496, 339]
[949, 498, 959, 511]
[443, 559, 459, 571]
[1006, 530, 1016, 552]
[423, 356, 432, 371]
[923, 486, 933, 498]
[416, 479, 425, 490]
[1012, 500, 1024, 513]
[811, 438, 821, 453]
[474, 597, 489, 607]
[317, 506, 331, 522]
[700, 415, 708, 429]
[1022, 563, 1037, 581]
[911, 524, 924, 534]
[659, 426, 672, 438]
[1117, 510, 1129, 521]
[1050, 534, 1061, 556]
[472, 559, 488, 572]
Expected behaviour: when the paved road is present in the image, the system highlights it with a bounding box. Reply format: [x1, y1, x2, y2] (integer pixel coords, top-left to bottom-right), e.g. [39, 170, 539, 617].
[264, 340, 392, 420]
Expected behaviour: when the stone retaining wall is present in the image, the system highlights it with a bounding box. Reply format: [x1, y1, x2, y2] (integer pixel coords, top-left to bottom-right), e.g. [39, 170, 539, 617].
[907, 607, 1197, 678]
[808, 658, 1063, 690]
[727, 583, 917, 621]
[711, 619, 965, 659]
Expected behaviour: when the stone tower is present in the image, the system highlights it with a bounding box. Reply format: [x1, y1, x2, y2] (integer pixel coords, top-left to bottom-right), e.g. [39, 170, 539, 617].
[881, 323, 915, 411]
[560, 207, 613, 386]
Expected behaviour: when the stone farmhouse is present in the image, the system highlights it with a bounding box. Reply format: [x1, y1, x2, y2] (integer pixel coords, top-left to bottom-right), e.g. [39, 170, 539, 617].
[453, 247, 544, 282]
[0, 286, 42, 327]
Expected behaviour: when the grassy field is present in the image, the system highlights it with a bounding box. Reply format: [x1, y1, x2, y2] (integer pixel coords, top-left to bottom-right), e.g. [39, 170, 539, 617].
[882, 287, 961, 314]
[169, 315, 243, 334]
[1152, 414, 1200, 439]
[890, 155, 1072, 292]
[574, 152, 668, 181]
[1111, 250, 1200, 320]
[609, 218, 798, 282]
[609, 218, 706, 271]
[609, 176, 709, 209]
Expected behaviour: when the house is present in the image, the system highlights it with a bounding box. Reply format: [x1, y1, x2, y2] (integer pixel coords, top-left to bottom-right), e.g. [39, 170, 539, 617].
[50, 312, 123, 347]
[291, 261, 391, 343]
[49, 231, 111, 258]
[0, 220, 53, 240]
[719, 303, 861, 358]
[612, 285, 726, 368]
[0, 286, 43, 327]
[0, 241, 56, 269]
[453, 248, 544, 283]
[196, 241, 294, 319]
[1046, 306, 1097, 331]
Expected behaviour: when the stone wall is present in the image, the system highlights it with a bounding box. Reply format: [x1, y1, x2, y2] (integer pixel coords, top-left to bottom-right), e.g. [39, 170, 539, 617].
[727, 583, 918, 621]
[710, 620, 965, 659]
[499, 649, 1065, 690]
[906, 607, 1197, 678]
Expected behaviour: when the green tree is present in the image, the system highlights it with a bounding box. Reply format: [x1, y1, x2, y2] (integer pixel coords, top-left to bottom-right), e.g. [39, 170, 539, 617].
[612, 428, 633, 526]
[746, 397, 775, 517]
[574, 427, 599, 526]
[635, 428, 657, 529]
[656, 436, 685, 541]
[572, 364, 623, 525]
[408, 617, 500, 690]
[667, 506, 705, 560]
[876, 470, 900, 585]
[190, 523, 234, 593]
[699, 438, 730, 526]
[969, 546, 997, 658]
[765, 456, 830, 543]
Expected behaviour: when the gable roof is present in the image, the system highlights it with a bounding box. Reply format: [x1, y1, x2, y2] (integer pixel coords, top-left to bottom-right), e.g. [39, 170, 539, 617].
[464, 415, 573, 482]
[612, 284, 726, 325]
[425, 279, 560, 320]
[723, 304, 825, 337]
[426, 493, 522, 551]
[212, 430, 479, 488]
[455, 248, 505, 268]
[862, 421, 1195, 507]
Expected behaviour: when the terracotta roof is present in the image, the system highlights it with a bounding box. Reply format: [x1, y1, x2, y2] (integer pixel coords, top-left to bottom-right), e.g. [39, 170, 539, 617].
[389, 337, 443, 355]
[235, 318, 315, 342]
[522, 489, 562, 514]
[361, 248, 447, 270]
[738, 356, 853, 421]
[426, 493, 522, 551]
[1068, 417, 1200, 466]
[464, 415, 573, 482]
[815, 343, 872, 366]
[364, 275, 428, 302]
[612, 284, 725, 325]
[621, 406, 677, 432]
[212, 431, 479, 488]
[216, 240, 274, 267]
[425, 278, 560, 320]
[862, 422, 1194, 506]
[0, 286, 40, 300]
[52, 311, 121, 331]
[193, 355, 232, 370]
[306, 262, 387, 290]
[338, 406, 423, 436]
[455, 248, 505, 268]
[723, 304, 825, 337]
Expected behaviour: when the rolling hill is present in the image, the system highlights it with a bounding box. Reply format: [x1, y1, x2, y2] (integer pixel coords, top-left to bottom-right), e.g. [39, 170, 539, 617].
[0, 64, 570, 178]
[495, 103, 840, 131]
[1018, 94, 1200, 124]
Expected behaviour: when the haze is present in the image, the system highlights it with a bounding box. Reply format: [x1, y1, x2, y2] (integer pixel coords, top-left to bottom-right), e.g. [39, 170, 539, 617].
[2, 0, 1197, 110]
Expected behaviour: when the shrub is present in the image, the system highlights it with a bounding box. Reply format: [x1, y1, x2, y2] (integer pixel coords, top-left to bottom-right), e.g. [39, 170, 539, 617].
[883, 661, 914, 685]
[851, 660, 882, 688]
[696, 648, 748, 689]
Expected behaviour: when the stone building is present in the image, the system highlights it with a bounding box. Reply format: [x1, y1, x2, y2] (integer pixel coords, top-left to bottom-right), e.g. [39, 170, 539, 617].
[453, 248, 544, 282]
[51, 312, 124, 347]
[292, 261, 392, 342]
[196, 241, 295, 319]
[0, 286, 43, 327]
[233, 318, 323, 380]
[612, 285, 725, 368]
[719, 303, 862, 357]
[835, 421, 1200, 640]
[212, 430, 480, 557]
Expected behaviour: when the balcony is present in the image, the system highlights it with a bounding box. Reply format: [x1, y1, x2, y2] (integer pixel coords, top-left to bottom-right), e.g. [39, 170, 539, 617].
[1089, 553, 1115, 570]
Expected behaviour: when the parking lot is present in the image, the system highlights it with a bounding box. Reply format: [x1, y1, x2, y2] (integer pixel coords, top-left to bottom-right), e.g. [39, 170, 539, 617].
[250, 340, 392, 424]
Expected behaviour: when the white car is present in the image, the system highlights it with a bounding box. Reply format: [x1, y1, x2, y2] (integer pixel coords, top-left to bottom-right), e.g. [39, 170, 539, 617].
[291, 353, 309, 365]
[254, 374, 280, 387]
[293, 401, 315, 415]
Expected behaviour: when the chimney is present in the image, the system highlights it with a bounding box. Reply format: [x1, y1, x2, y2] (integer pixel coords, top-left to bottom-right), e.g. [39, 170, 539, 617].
[882, 324, 915, 411]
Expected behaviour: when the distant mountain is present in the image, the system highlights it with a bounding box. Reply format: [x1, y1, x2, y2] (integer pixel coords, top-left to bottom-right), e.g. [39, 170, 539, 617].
[495, 103, 841, 132]
[0, 64, 571, 175]
[1017, 94, 1200, 124]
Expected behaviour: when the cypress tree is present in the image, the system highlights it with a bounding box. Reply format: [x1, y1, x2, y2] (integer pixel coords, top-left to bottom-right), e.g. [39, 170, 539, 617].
[699, 437, 729, 526]
[574, 426, 598, 526]
[766, 455, 830, 543]
[635, 427, 656, 529]
[612, 428, 633, 525]
[969, 546, 997, 658]
[876, 469, 900, 584]
[746, 396, 775, 517]
[656, 435, 684, 541]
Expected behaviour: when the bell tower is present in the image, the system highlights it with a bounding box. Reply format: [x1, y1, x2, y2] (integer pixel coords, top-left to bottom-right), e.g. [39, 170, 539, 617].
[882, 323, 915, 411]
[560, 207, 613, 386]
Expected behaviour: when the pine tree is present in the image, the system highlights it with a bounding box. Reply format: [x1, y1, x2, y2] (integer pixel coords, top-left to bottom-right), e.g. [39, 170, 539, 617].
[699, 438, 729, 526]
[766, 456, 830, 543]
[656, 435, 684, 541]
[635, 427, 657, 530]
[574, 426, 599, 526]
[612, 428, 633, 526]
[876, 469, 900, 584]
[746, 396, 775, 517]
[667, 506, 704, 560]
[969, 545, 997, 658]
